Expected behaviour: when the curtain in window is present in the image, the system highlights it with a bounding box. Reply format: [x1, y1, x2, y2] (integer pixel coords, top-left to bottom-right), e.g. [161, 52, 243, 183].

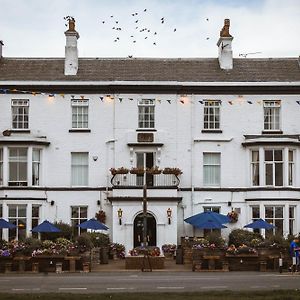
[71, 153, 88, 186]
[203, 153, 220, 186]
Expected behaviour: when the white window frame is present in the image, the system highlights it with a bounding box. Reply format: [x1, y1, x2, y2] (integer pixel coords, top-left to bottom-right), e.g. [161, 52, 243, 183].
[289, 206, 296, 236]
[264, 149, 283, 186]
[11, 99, 29, 129]
[8, 148, 28, 186]
[251, 150, 260, 186]
[138, 99, 155, 129]
[71, 99, 89, 129]
[0, 148, 3, 186]
[203, 152, 221, 186]
[71, 152, 89, 186]
[263, 100, 281, 131]
[32, 149, 41, 186]
[31, 205, 40, 238]
[265, 205, 284, 236]
[8, 204, 27, 241]
[203, 100, 220, 130]
[288, 150, 294, 186]
[71, 206, 88, 236]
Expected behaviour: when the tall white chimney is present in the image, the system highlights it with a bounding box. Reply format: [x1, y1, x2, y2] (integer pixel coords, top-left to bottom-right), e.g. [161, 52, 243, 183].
[64, 18, 79, 76]
[217, 19, 233, 70]
[0, 40, 4, 58]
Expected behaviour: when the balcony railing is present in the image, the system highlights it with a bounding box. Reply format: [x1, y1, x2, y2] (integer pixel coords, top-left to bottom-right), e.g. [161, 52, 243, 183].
[111, 173, 180, 187]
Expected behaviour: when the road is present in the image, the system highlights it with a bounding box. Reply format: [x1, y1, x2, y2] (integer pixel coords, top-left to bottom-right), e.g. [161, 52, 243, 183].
[0, 272, 300, 293]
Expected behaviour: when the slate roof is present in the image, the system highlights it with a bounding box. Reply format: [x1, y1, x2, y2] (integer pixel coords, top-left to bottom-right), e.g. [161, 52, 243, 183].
[0, 57, 299, 83]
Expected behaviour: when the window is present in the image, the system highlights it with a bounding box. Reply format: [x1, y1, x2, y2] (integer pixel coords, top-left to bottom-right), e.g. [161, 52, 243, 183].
[265, 149, 283, 186]
[12, 99, 29, 129]
[71, 206, 87, 236]
[263, 100, 280, 131]
[203, 207, 221, 236]
[288, 150, 294, 186]
[9, 148, 28, 186]
[32, 149, 41, 186]
[31, 205, 40, 239]
[251, 205, 260, 233]
[289, 206, 295, 236]
[8, 204, 27, 240]
[71, 99, 89, 129]
[203, 153, 220, 186]
[204, 100, 220, 130]
[265, 206, 283, 236]
[0, 204, 2, 240]
[138, 99, 155, 129]
[251, 150, 259, 186]
[0, 148, 3, 185]
[71, 152, 89, 186]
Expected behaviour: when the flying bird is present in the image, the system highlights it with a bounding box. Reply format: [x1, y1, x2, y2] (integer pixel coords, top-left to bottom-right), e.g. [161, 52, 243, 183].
[206, 37, 210, 40]
[145, 37, 148, 39]
[110, 15, 113, 18]
[135, 20, 139, 23]
[144, 9, 147, 12]
[115, 21, 119, 24]
[206, 18, 209, 21]
[133, 40, 136, 43]
[174, 28, 176, 32]
[153, 42, 156, 45]
[128, 55, 133, 58]
[154, 32, 157, 35]
[102, 21, 105, 24]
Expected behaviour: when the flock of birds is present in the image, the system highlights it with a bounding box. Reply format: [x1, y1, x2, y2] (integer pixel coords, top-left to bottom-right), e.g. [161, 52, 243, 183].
[100, 9, 178, 47]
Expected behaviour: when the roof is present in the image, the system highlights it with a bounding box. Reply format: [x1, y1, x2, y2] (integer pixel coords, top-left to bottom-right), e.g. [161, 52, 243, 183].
[0, 57, 299, 83]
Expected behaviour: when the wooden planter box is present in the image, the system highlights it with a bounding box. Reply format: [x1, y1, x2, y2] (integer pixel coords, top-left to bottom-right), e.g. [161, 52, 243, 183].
[226, 253, 259, 271]
[125, 256, 165, 270]
[0, 257, 13, 273]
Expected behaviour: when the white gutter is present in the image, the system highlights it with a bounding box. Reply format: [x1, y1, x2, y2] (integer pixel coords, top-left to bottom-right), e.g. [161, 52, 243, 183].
[0, 81, 300, 86]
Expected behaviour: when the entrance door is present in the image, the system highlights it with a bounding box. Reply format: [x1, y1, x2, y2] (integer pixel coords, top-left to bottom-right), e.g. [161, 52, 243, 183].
[133, 212, 157, 248]
[136, 152, 154, 186]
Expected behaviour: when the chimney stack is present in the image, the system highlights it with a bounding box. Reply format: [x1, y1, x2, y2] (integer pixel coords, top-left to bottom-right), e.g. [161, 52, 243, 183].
[64, 17, 79, 76]
[0, 40, 4, 58]
[217, 19, 233, 70]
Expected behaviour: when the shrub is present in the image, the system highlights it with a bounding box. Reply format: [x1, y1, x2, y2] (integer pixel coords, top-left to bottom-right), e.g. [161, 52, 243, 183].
[229, 229, 263, 247]
[41, 221, 73, 241]
[88, 232, 110, 248]
[23, 237, 42, 256]
[75, 233, 94, 252]
[206, 232, 226, 248]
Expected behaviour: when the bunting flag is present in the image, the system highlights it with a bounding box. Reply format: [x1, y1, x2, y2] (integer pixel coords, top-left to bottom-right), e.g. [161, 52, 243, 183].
[157, 99, 161, 104]
[99, 96, 104, 102]
[180, 99, 184, 104]
[167, 100, 171, 104]
[228, 101, 233, 105]
[257, 100, 262, 105]
[119, 98, 123, 102]
[296, 100, 300, 105]
[129, 98, 133, 101]
[80, 95, 85, 99]
[247, 101, 253, 104]
[198, 100, 203, 104]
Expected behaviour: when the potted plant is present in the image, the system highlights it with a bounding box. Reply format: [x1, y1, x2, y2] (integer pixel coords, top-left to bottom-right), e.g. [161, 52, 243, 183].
[130, 167, 145, 175]
[109, 167, 129, 175]
[162, 167, 183, 176]
[95, 210, 106, 224]
[227, 210, 239, 223]
[146, 166, 162, 175]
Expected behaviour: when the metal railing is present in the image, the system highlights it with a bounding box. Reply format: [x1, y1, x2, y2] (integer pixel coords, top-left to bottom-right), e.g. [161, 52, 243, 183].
[111, 173, 180, 187]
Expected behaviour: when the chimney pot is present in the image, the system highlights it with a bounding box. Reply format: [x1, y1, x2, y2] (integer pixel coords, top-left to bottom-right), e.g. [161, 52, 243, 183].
[64, 17, 79, 76]
[217, 19, 233, 70]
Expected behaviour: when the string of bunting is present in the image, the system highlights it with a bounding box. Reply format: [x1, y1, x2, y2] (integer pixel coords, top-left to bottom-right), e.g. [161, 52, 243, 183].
[0, 88, 299, 106]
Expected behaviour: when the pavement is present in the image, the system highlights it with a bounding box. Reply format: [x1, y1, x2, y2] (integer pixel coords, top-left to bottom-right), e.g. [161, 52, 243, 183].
[91, 258, 192, 272]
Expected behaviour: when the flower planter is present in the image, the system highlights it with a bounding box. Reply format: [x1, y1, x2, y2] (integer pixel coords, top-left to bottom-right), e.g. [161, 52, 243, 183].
[225, 253, 259, 271]
[0, 257, 13, 273]
[125, 256, 165, 270]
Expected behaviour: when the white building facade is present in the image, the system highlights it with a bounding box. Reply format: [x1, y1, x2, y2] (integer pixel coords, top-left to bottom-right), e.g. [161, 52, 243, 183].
[0, 19, 300, 251]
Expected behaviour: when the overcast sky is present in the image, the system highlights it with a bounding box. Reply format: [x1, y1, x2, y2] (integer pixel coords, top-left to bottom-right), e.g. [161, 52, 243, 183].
[0, 0, 299, 58]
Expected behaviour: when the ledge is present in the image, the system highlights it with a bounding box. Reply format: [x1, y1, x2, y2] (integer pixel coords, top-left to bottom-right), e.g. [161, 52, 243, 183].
[201, 129, 223, 134]
[69, 129, 91, 133]
[261, 130, 283, 134]
[136, 129, 157, 132]
[127, 143, 164, 147]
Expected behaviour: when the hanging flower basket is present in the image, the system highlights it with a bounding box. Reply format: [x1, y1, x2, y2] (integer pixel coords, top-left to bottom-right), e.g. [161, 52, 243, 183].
[110, 167, 129, 175]
[162, 167, 183, 176]
[227, 211, 239, 223]
[95, 210, 106, 224]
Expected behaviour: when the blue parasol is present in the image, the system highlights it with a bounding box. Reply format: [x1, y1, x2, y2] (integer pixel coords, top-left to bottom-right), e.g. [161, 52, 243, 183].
[244, 218, 275, 230]
[78, 218, 109, 230]
[31, 220, 61, 233]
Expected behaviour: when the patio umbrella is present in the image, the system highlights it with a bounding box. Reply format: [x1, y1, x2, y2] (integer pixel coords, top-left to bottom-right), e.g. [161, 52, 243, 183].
[193, 219, 227, 229]
[0, 218, 16, 229]
[31, 220, 61, 233]
[244, 219, 275, 230]
[184, 211, 230, 228]
[78, 218, 109, 230]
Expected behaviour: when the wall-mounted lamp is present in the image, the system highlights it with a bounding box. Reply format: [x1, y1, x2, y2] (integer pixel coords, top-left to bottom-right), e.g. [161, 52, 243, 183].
[167, 208, 172, 225]
[50, 200, 55, 206]
[93, 156, 98, 161]
[97, 200, 101, 206]
[117, 208, 123, 225]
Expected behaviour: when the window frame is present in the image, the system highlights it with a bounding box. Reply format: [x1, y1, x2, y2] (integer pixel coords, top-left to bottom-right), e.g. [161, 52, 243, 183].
[264, 149, 283, 186]
[0, 148, 3, 186]
[138, 99, 155, 129]
[71, 152, 89, 186]
[32, 148, 41, 186]
[71, 99, 89, 129]
[11, 99, 29, 130]
[264, 205, 284, 236]
[8, 147, 28, 186]
[71, 206, 88, 236]
[8, 204, 27, 241]
[263, 100, 281, 131]
[203, 100, 221, 130]
[203, 152, 221, 187]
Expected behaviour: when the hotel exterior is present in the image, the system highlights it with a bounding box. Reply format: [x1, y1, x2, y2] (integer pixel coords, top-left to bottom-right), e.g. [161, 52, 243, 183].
[0, 19, 299, 251]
